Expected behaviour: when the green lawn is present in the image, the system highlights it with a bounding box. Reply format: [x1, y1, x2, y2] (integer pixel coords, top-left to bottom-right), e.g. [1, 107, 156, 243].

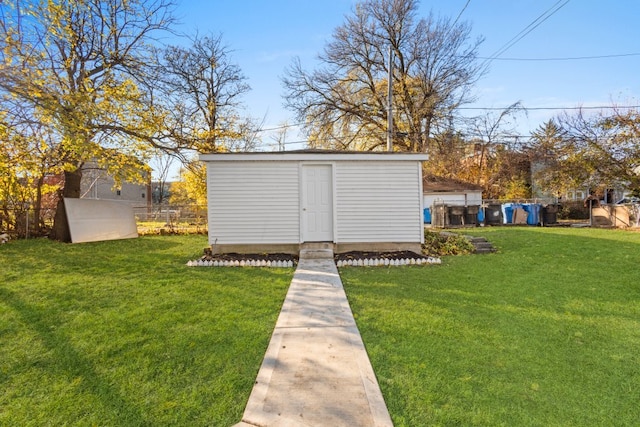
[341, 227, 640, 426]
[3, 229, 639, 426]
[0, 235, 292, 426]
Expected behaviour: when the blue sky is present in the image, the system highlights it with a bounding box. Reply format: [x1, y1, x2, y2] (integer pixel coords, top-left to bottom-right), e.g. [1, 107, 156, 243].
[172, 0, 640, 149]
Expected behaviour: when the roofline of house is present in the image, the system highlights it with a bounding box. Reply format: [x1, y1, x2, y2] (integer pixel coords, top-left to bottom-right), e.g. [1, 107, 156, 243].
[422, 175, 484, 192]
[424, 190, 483, 194]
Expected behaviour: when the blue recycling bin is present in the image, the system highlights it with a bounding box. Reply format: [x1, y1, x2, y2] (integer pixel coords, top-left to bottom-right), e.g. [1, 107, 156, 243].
[523, 203, 541, 225]
[423, 207, 432, 224]
[502, 203, 514, 224]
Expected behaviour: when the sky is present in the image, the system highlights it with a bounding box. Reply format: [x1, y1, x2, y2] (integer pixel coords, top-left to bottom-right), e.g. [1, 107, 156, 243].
[170, 0, 640, 156]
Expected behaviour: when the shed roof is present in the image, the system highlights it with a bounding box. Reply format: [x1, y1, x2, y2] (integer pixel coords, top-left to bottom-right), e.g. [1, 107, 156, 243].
[423, 175, 483, 192]
[200, 149, 428, 162]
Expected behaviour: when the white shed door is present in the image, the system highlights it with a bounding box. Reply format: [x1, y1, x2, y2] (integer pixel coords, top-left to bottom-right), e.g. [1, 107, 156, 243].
[302, 165, 333, 242]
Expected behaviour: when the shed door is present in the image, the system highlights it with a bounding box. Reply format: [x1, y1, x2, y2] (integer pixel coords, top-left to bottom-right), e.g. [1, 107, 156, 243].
[302, 164, 333, 242]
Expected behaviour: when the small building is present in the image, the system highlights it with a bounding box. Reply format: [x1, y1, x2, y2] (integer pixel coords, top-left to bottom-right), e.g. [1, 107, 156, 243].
[423, 175, 483, 209]
[199, 150, 429, 255]
[80, 162, 151, 208]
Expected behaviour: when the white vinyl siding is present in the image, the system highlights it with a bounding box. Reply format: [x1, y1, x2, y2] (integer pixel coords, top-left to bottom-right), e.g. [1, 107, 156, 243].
[424, 191, 483, 209]
[335, 162, 422, 242]
[207, 162, 299, 244]
[201, 152, 428, 249]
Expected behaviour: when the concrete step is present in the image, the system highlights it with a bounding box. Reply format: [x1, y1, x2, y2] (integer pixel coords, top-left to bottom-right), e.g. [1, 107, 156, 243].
[473, 241, 493, 248]
[475, 247, 496, 254]
[440, 232, 497, 254]
[299, 242, 335, 259]
[471, 240, 496, 254]
[299, 249, 334, 259]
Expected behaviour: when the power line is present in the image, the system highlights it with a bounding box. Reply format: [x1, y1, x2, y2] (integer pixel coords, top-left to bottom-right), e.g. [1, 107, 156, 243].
[477, 52, 640, 61]
[451, 0, 471, 28]
[257, 123, 301, 132]
[254, 104, 640, 146]
[458, 105, 640, 111]
[483, 0, 571, 65]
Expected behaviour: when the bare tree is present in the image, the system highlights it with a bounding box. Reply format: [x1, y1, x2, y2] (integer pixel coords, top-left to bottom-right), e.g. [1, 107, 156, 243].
[456, 102, 529, 197]
[600, 107, 640, 191]
[465, 103, 523, 181]
[156, 33, 252, 154]
[283, 0, 484, 152]
[149, 150, 176, 205]
[226, 116, 264, 152]
[269, 121, 291, 152]
[531, 107, 640, 198]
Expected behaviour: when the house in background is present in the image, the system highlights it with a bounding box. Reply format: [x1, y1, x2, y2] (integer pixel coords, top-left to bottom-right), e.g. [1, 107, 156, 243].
[423, 175, 483, 209]
[422, 175, 484, 226]
[199, 150, 428, 255]
[530, 160, 631, 204]
[80, 162, 151, 211]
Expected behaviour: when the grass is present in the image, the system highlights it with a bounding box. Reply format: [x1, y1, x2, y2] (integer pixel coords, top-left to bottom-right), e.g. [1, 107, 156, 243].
[136, 220, 207, 236]
[3, 229, 639, 426]
[0, 235, 292, 426]
[340, 227, 640, 426]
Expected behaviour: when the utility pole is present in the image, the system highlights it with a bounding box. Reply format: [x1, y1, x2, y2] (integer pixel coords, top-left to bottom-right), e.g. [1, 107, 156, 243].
[387, 45, 393, 152]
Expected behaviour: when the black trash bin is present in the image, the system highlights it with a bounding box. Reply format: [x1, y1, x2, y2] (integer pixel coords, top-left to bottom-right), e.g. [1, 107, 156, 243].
[541, 204, 558, 225]
[465, 205, 480, 226]
[484, 204, 503, 225]
[448, 205, 465, 226]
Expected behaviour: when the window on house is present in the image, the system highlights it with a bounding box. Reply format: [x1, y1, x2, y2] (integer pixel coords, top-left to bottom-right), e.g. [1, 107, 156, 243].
[116, 190, 121, 196]
[141, 193, 145, 198]
[575, 191, 584, 200]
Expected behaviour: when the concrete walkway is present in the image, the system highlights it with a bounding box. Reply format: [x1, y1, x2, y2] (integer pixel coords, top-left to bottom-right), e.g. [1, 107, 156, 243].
[234, 257, 393, 427]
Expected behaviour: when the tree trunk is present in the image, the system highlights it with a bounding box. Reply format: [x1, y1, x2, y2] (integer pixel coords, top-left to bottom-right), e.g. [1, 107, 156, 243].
[34, 175, 45, 235]
[50, 168, 82, 242]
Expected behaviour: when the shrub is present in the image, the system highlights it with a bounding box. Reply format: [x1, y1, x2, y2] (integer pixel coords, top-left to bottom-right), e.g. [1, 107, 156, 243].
[422, 230, 474, 256]
[558, 201, 589, 220]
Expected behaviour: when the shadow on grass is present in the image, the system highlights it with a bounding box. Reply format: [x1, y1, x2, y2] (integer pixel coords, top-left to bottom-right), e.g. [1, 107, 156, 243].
[3, 235, 206, 276]
[0, 286, 148, 425]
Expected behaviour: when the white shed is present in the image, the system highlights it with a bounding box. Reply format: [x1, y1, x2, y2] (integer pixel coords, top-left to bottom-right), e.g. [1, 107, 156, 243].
[423, 175, 483, 208]
[199, 151, 429, 255]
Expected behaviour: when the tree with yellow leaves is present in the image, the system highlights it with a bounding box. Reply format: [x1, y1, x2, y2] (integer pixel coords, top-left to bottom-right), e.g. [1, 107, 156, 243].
[169, 162, 207, 209]
[0, 99, 67, 236]
[0, 0, 175, 241]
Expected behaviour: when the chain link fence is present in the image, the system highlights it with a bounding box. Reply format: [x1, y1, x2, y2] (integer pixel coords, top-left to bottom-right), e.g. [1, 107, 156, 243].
[133, 204, 208, 235]
[0, 207, 56, 238]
